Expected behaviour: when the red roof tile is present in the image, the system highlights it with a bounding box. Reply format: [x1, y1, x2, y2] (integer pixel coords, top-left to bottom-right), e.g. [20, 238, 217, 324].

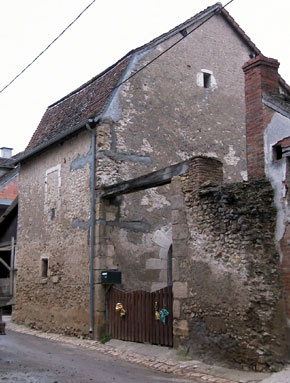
[25, 2, 290, 156]
[25, 3, 224, 154]
[26, 55, 132, 152]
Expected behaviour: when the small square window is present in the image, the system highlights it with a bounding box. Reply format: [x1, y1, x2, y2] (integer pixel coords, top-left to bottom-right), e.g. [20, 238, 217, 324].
[197, 69, 216, 89]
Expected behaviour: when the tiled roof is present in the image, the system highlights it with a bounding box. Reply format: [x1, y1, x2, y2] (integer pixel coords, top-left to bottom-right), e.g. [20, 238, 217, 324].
[220, 7, 290, 95]
[26, 3, 224, 154]
[0, 167, 18, 186]
[263, 93, 290, 116]
[12, 151, 24, 162]
[0, 157, 14, 169]
[136, 3, 221, 51]
[25, 3, 230, 153]
[278, 76, 290, 94]
[220, 7, 261, 56]
[24, 2, 290, 156]
[26, 55, 132, 152]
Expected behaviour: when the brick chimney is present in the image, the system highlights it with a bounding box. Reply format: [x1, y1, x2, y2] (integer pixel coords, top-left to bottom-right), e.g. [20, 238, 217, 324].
[242, 55, 280, 179]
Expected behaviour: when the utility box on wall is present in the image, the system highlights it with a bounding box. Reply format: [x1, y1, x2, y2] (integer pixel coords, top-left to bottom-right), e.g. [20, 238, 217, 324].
[101, 270, 122, 284]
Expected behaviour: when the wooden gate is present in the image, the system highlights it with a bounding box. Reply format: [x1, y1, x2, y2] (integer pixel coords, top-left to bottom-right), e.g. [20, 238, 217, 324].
[108, 286, 173, 346]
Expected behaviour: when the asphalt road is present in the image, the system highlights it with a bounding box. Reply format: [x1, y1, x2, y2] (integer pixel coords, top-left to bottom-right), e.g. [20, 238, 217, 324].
[0, 330, 195, 383]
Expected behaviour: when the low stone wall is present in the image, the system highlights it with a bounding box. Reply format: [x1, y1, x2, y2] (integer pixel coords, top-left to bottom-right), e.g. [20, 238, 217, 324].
[171, 158, 287, 371]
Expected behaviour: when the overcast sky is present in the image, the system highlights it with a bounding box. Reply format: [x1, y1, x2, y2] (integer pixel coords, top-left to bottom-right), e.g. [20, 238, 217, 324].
[0, 0, 289, 155]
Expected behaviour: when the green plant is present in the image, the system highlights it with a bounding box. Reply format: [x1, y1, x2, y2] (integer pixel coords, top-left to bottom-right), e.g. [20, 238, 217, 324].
[100, 334, 111, 344]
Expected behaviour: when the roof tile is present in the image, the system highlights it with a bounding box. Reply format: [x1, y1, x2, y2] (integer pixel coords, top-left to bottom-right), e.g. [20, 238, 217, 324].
[0, 157, 14, 169]
[25, 2, 290, 155]
[263, 93, 290, 115]
[26, 55, 132, 152]
[25, 3, 223, 153]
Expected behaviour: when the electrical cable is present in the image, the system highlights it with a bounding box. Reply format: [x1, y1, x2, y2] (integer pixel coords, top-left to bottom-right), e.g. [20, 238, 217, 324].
[82, 0, 235, 111]
[117, 0, 235, 89]
[0, 0, 96, 94]
[0, 0, 234, 97]
[73, 0, 235, 116]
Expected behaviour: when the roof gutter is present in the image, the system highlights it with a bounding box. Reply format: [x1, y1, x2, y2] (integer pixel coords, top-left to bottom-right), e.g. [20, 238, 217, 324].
[14, 115, 102, 165]
[263, 98, 290, 120]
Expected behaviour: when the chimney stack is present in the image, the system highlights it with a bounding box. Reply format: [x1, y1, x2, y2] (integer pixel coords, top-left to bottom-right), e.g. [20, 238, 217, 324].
[242, 55, 280, 179]
[0, 147, 13, 159]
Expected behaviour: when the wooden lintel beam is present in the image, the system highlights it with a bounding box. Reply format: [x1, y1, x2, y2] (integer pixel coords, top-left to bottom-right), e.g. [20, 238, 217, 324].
[98, 161, 189, 199]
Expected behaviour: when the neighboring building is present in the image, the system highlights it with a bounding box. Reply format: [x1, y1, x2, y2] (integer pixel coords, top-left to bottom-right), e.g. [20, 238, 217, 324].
[0, 148, 18, 216]
[13, 3, 290, 369]
[0, 197, 17, 310]
[0, 148, 18, 321]
[243, 55, 290, 334]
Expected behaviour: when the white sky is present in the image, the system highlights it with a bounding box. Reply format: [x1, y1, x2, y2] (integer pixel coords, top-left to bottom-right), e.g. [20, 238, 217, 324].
[0, 0, 289, 155]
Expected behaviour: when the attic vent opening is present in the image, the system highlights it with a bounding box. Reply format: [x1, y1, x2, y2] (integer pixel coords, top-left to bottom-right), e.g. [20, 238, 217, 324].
[203, 72, 211, 88]
[197, 70, 217, 89]
[41, 258, 48, 278]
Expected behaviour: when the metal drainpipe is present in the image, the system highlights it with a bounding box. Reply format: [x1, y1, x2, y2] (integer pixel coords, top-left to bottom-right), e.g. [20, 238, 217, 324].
[85, 121, 96, 337]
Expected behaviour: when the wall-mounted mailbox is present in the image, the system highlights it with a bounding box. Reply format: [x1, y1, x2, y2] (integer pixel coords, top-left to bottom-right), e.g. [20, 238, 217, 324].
[101, 270, 121, 284]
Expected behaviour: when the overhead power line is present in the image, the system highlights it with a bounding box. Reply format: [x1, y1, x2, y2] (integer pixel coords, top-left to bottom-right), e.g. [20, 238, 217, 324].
[0, 0, 96, 94]
[0, 0, 234, 96]
[118, 0, 235, 89]
[87, 0, 235, 115]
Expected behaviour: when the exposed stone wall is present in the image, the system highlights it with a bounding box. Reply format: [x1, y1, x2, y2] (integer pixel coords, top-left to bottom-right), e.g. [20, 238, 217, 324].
[15, 13, 288, 349]
[14, 130, 93, 336]
[94, 118, 173, 294]
[171, 158, 287, 370]
[102, 13, 252, 184]
[90, 13, 254, 295]
[97, 185, 172, 293]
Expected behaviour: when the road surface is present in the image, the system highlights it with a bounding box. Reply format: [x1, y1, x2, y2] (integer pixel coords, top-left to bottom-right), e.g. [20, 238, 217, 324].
[0, 329, 195, 383]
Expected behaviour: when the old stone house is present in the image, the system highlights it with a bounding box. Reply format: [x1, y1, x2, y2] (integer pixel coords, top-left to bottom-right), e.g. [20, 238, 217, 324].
[13, 3, 290, 369]
[0, 197, 17, 311]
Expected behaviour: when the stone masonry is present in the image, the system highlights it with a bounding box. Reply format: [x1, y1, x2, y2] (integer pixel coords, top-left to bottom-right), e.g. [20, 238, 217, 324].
[14, 5, 259, 339]
[14, 130, 93, 336]
[171, 157, 287, 370]
[13, 5, 290, 370]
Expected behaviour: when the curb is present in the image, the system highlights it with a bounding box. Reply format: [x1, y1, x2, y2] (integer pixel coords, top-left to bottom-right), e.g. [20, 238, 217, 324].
[6, 320, 240, 383]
